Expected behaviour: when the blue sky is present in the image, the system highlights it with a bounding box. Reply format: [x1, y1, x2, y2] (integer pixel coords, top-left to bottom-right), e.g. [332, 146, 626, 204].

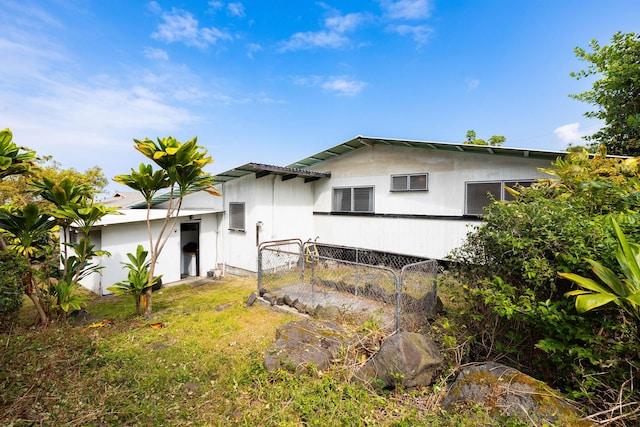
[1, 1, 638, 194]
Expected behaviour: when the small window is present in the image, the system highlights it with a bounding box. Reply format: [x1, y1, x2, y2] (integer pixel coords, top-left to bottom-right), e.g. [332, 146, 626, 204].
[465, 180, 534, 215]
[503, 180, 534, 201]
[391, 173, 428, 191]
[332, 186, 374, 213]
[229, 202, 245, 231]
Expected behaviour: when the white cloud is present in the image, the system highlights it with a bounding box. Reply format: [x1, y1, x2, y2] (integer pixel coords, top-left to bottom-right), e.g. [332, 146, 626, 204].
[278, 31, 349, 52]
[324, 12, 366, 33]
[380, 0, 432, 20]
[247, 42, 262, 59]
[387, 24, 432, 48]
[465, 78, 479, 91]
[322, 77, 368, 96]
[143, 47, 169, 61]
[207, 1, 223, 11]
[294, 75, 367, 96]
[277, 8, 367, 52]
[151, 7, 232, 49]
[227, 2, 245, 18]
[554, 123, 586, 144]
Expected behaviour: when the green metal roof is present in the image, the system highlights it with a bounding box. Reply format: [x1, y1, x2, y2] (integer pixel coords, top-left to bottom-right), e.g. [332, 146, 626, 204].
[286, 135, 568, 169]
[213, 162, 331, 184]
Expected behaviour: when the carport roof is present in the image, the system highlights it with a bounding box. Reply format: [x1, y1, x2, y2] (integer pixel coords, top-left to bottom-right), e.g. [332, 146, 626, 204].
[213, 162, 331, 184]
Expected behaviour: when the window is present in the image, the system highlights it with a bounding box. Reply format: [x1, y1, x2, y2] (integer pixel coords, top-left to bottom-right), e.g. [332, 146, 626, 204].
[332, 186, 374, 213]
[391, 173, 428, 191]
[229, 202, 245, 231]
[465, 180, 534, 216]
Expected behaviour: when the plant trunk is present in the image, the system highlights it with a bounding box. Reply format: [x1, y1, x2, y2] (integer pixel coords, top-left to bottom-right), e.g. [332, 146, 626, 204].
[23, 273, 48, 325]
[144, 287, 152, 315]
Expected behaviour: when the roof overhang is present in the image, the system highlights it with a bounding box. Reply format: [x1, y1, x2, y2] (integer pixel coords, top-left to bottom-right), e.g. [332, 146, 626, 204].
[88, 209, 222, 227]
[286, 135, 570, 169]
[214, 162, 331, 184]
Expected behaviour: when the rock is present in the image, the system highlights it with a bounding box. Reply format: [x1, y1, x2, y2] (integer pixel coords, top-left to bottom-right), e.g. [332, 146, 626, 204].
[293, 300, 309, 314]
[264, 320, 350, 373]
[246, 292, 257, 307]
[314, 305, 341, 320]
[262, 293, 276, 305]
[283, 295, 297, 307]
[353, 332, 442, 389]
[442, 362, 593, 426]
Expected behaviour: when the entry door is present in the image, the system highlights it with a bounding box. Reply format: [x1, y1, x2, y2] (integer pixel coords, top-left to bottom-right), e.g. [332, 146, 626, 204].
[180, 222, 200, 277]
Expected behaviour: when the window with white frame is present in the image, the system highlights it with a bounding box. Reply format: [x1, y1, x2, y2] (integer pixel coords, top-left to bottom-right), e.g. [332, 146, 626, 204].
[465, 180, 534, 216]
[229, 202, 245, 231]
[391, 173, 428, 192]
[332, 186, 374, 213]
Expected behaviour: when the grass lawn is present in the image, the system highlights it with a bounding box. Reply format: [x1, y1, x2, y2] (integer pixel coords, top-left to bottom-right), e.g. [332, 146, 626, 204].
[1, 275, 506, 426]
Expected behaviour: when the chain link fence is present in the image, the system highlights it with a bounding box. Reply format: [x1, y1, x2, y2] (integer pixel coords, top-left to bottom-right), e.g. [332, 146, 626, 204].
[257, 239, 438, 333]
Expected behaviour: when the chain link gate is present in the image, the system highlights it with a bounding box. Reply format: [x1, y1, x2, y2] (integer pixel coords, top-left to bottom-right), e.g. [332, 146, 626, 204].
[257, 239, 438, 333]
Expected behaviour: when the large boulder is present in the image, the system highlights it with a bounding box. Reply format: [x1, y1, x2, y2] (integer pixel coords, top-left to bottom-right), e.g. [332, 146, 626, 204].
[264, 320, 350, 373]
[353, 332, 443, 389]
[442, 362, 593, 426]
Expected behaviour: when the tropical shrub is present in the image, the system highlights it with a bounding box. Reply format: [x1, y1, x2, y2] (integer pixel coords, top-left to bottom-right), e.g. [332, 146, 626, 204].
[108, 244, 161, 315]
[0, 251, 30, 322]
[449, 148, 640, 408]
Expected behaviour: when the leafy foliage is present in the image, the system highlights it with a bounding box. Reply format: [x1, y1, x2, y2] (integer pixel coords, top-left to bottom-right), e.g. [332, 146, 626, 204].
[562, 219, 640, 322]
[449, 149, 640, 407]
[0, 128, 36, 180]
[0, 128, 112, 323]
[0, 251, 30, 322]
[108, 245, 161, 315]
[463, 130, 506, 147]
[114, 135, 219, 314]
[571, 32, 640, 155]
[0, 156, 106, 208]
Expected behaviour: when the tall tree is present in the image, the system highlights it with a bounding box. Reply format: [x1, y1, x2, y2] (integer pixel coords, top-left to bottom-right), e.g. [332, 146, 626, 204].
[114, 136, 219, 315]
[0, 156, 107, 208]
[571, 31, 640, 155]
[463, 130, 506, 147]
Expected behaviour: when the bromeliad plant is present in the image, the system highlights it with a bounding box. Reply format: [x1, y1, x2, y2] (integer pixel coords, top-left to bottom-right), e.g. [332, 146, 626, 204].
[108, 244, 162, 315]
[560, 218, 640, 324]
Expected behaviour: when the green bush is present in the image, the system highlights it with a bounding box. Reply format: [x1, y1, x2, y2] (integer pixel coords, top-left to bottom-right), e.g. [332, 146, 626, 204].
[0, 251, 29, 322]
[449, 150, 640, 407]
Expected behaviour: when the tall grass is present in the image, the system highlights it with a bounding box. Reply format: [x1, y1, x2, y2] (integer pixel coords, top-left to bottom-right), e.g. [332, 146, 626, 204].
[1, 276, 512, 426]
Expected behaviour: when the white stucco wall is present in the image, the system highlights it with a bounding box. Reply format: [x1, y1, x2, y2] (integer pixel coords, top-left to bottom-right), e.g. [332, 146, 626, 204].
[309, 145, 553, 259]
[78, 212, 218, 295]
[218, 173, 315, 273]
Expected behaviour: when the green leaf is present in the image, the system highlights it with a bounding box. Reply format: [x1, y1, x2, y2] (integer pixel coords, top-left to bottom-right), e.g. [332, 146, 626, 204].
[575, 293, 619, 313]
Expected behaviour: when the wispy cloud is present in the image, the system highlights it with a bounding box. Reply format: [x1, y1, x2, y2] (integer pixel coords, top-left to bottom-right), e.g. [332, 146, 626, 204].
[379, 0, 432, 20]
[151, 6, 233, 49]
[294, 75, 367, 96]
[465, 78, 479, 91]
[227, 2, 245, 18]
[246, 42, 262, 59]
[387, 24, 432, 48]
[277, 10, 368, 52]
[143, 47, 169, 61]
[553, 122, 587, 144]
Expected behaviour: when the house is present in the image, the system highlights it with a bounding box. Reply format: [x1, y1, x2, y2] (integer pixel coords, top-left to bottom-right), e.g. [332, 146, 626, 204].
[75, 136, 565, 295]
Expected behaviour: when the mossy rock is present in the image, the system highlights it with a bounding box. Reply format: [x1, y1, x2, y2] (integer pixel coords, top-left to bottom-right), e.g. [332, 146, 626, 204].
[442, 362, 594, 426]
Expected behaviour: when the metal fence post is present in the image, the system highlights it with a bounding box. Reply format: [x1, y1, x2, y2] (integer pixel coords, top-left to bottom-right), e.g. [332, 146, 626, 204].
[257, 248, 263, 295]
[395, 272, 402, 333]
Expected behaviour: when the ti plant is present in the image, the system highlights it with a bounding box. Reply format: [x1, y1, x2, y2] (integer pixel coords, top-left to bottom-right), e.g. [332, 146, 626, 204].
[108, 244, 161, 315]
[560, 219, 640, 323]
